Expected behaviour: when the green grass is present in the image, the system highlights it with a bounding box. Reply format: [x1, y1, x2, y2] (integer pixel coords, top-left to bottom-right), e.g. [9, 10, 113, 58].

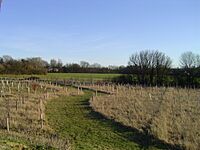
[0, 132, 56, 150]
[0, 136, 30, 150]
[45, 73, 120, 81]
[46, 90, 173, 150]
[0, 73, 121, 81]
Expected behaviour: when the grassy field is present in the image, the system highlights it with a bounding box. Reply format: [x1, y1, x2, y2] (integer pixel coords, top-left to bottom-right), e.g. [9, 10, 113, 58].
[90, 85, 199, 150]
[0, 73, 121, 81]
[46, 90, 175, 150]
[0, 131, 61, 150]
[0, 77, 186, 150]
[0, 78, 74, 149]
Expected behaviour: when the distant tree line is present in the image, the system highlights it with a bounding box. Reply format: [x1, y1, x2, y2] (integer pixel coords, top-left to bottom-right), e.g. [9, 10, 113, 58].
[47, 59, 120, 73]
[114, 51, 200, 88]
[0, 50, 200, 87]
[0, 56, 120, 75]
[0, 55, 48, 74]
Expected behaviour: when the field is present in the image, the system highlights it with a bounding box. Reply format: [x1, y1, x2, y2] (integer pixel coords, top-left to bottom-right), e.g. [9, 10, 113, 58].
[46, 90, 175, 150]
[0, 77, 174, 150]
[0, 73, 121, 81]
[0, 78, 78, 149]
[90, 85, 200, 150]
[0, 75, 199, 150]
[0, 78, 165, 150]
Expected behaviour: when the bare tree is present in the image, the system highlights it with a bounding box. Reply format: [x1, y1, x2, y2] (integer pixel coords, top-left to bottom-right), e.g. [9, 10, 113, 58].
[90, 63, 101, 68]
[153, 51, 172, 85]
[2, 55, 13, 63]
[50, 59, 58, 72]
[196, 54, 200, 68]
[50, 59, 57, 68]
[129, 50, 154, 85]
[180, 52, 196, 68]
[80, 61, 90, 68]
[129, 50, 172, 85]
[57, 59, 63, 68]
[179, 52, 200, 87]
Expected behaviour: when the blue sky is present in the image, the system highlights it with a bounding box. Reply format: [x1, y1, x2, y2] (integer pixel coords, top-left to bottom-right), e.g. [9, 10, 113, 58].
[0, 0, 199, 66]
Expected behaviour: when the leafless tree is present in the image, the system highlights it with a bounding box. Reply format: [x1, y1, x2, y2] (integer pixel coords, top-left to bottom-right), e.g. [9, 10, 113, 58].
[80, 61, 90, 68]
[196, 54, 200, 68]
[57, 59, 63, 68]
[2, 55, 13, 63]
[129, 50, 172, 85]
[180, 52, 196, 68]
[90, 63, 101, 68]
[153, 51, 172, 85]
[179, 52, 200, 87]
[50, 59, 57, 68]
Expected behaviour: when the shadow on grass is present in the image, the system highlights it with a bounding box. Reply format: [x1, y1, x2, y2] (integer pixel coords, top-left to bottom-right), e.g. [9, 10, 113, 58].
[80, 98, 183, 150]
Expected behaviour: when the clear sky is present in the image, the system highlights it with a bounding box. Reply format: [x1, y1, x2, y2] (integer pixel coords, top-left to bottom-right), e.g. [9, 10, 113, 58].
[0, 0, 199, 66]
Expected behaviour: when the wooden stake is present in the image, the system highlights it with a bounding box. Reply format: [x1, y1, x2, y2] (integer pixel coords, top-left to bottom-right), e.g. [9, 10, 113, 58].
[16, 99, 18, 111]
[6, 117, 10, 132]
[95, 90, 98, 96]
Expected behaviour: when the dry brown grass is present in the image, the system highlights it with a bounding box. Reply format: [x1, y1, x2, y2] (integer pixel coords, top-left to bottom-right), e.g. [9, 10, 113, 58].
[0, 79, 77, 149]
[90, 85, 200, 150]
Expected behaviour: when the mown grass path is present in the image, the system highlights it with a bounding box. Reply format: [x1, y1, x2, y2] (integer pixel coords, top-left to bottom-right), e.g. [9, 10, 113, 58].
[46, 91, 173, 150]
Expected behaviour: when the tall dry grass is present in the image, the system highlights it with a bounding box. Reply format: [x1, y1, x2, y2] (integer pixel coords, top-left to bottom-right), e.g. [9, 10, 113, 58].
[0, 79, 74, 149]
[90, 85, 200, 150]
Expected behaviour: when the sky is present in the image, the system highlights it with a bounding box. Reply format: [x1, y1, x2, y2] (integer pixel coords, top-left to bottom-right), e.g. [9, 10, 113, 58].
[0, 0, 199, 66]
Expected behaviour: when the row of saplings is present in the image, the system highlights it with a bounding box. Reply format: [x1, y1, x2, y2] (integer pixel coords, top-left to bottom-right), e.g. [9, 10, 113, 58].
[85, 84, 200, 150]
[0, 79, 72, 149]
